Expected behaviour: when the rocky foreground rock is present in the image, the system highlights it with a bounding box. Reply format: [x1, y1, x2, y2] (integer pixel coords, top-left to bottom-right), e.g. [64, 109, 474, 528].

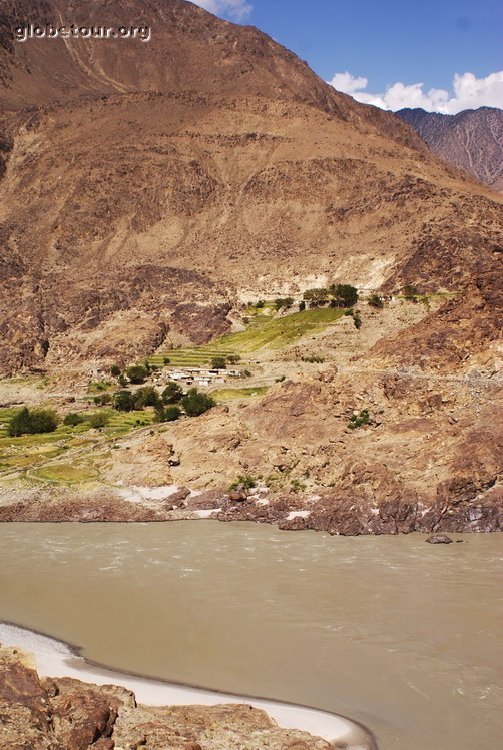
[0, 646, 332, 750]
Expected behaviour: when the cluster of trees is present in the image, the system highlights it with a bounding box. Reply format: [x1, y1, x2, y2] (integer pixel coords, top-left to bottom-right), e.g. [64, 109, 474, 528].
[109, 361, 160, 387]
[113, 384, 215, 422]
[7, 408, 59, 437]
[7, 407, 113, 438]
[303, 283, 358, 308]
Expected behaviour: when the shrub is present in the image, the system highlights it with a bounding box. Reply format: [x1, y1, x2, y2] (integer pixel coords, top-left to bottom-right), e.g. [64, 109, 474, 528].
[8, 407, 59, 437]
[348, 409, 371, 430]
[301, 354, 325, 363]
[181, 389, 216, 417]
[291, 479, 307, 493]
[126, 364, 148, 384]
[299, 300, 306, 311]
[229, 474, 257, 491]
[368, 294, 384, 309]
[276, 375, 286, 383]
[155, 405, 182, 423]
[113, 390, 136, 412]
[134, 386, 160, 409]
[210, 356, 227, 370]
[226, 353, 241, 365]
[88, 412, 108, 430]
[110, 364, 121, 378]
[163, 356, 171, 365]
[239, 369, 252, 379]
[63, 412, 84, 427]
[256, 300, 265, 308]
[353, 310, 362, 329]
[162, 382, 183, 404]
[94, 393, 112, 406]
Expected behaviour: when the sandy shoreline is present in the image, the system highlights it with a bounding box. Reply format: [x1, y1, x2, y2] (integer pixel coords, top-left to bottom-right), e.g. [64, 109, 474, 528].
[0, 620, 376, 749]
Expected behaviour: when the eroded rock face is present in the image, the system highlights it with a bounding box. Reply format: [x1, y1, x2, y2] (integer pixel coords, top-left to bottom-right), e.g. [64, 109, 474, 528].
[0, 647, 333, 750]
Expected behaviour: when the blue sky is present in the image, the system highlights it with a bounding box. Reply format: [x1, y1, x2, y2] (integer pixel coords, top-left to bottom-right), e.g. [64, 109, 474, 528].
[192, 0, 503, 112]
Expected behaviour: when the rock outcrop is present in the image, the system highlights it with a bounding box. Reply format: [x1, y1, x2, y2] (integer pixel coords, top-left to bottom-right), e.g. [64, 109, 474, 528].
[0, 646, 333, 750]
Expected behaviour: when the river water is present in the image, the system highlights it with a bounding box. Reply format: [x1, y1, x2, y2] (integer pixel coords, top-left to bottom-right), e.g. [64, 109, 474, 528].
[0, 522, 501, 750]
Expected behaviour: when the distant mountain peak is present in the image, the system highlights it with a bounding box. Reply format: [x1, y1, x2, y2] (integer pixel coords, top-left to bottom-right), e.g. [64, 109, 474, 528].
[397, 106, 503, 191]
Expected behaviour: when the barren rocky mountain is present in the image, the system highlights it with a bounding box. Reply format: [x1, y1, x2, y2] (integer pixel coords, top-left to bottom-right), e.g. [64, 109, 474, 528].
[0, 0, 502, 532]
[0, 0, 501, 375]
[397, 106, 503, 192]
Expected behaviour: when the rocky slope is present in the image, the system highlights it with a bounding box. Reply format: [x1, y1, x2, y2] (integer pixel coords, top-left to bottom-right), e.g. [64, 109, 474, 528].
[0, 645, 333, 750]
[397, 106, 503, 192]
[0, 0, 502, 533]
[0, 0, 501, 376]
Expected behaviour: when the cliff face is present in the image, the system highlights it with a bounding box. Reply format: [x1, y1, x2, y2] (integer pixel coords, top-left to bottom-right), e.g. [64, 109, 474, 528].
[0, 0, 501, 375]
[397, 106, 503, 192]
[0, 645, 333, 750]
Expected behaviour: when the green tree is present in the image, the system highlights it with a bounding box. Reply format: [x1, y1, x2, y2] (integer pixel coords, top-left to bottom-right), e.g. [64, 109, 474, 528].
[126, 364, 148, 384]
[7, 407, 32, 437]
[154, 404, 182, 423]
[299, 300, 306, 311]
[163, 356, 171, 365]
[110, 364, 121, 378]
[162, 382, 183, 405]
[113, 390, 136, 412]
[27, 408, 59, 434]
[134, 386, 160, 409]
[275, 297, 294, 311]
[210, 356, 227, 370]
[181, 389, 216, 417]
[330, 283, 358, 307]
[256, 300, 265, 309]
[8, 407, 59, 436]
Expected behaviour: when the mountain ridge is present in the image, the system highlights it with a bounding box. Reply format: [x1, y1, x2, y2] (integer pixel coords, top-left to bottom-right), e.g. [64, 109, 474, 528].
[397, 105, 503, 192]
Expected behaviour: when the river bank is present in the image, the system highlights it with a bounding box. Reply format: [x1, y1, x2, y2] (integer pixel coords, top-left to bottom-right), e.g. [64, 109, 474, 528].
[0, 622, 374, 750]
[0, 480, 501, 533]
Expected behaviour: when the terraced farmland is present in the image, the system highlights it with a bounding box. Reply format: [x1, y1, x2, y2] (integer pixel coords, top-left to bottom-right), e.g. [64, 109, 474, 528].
[150, 307, 345, 366]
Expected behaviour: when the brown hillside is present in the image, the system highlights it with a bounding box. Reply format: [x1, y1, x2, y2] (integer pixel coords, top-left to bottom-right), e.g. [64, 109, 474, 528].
[0, 0, 500, 377]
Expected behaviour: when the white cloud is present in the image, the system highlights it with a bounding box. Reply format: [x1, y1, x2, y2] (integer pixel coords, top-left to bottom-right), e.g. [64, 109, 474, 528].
[328, 70, 503, 114]
[190, 0, 253, 22]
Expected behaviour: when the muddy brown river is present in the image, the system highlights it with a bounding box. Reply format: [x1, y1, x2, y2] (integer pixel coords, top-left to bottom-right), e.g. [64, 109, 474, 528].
[0, 522, 501, 750]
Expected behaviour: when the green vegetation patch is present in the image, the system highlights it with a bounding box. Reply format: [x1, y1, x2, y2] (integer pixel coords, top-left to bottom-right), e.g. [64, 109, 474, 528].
[212, 386, 270, 401]
[31, 464, 98, 484]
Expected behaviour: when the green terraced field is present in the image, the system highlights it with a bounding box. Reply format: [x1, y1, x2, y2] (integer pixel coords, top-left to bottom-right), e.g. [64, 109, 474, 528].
[31, 464, 99, 484]
[211, 386, 270, 401]
[0, 408, 156, 481]
[150, 307, 345, 366]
